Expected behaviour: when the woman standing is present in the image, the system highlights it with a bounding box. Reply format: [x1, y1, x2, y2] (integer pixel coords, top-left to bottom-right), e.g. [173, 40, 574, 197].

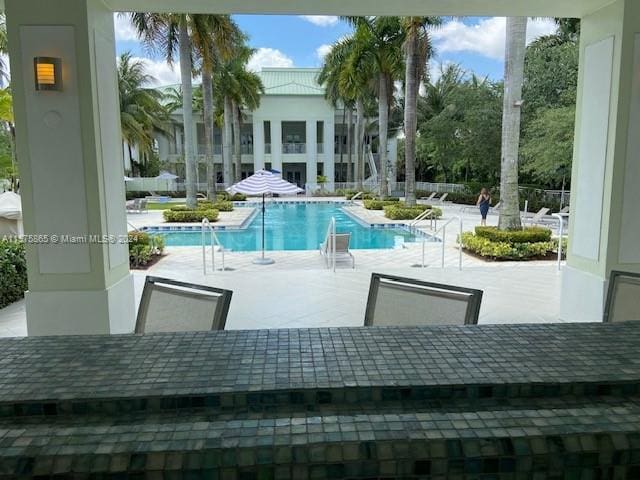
[476, 188, 491, 226]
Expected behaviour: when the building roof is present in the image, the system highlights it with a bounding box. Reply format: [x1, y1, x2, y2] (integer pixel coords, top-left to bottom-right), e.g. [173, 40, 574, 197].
[258, 68, 324, 96]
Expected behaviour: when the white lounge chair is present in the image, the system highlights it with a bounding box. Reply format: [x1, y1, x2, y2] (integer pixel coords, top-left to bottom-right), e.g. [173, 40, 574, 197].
[525, 207, 551, 226]
[434, 192, 448, 204]
[126, 198, 147, 214]
[419, 192, 437, 202]
[135, 276, 232, 334]
[560, 206, 570, 214]
[603, 270, 640, 323]
[364, 273, 483, 326]
[319, 232, 355, 269]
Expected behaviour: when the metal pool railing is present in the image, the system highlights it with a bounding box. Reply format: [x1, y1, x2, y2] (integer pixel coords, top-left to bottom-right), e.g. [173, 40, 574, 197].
[201, 218, 225, 274]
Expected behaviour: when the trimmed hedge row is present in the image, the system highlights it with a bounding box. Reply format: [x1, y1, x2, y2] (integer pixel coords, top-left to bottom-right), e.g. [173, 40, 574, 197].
[475, 226, 552, 243]
[128, 231, 165, 268]
[363, 199, 401, 210]
[0, 240, 28, 309]
[460, 232, 556, 260]
[383, 204, 443, 220]
[163, 208, 219, 222]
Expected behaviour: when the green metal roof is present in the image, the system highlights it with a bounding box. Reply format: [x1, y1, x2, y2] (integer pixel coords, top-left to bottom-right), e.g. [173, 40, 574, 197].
[258, 68, 324, 96]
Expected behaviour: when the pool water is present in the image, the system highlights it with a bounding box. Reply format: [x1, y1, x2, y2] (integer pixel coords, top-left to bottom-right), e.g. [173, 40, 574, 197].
[148, 203, 424, 251]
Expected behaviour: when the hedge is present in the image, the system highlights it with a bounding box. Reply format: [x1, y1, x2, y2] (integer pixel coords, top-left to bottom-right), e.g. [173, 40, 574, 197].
[128, 231, 164, 268]
[217, 192, 246, 202]
[363, 199, 401, 210]
[163, 208, 219, 222]
[344, 190, 375, 200]
[460, 232, 556, 260]
[475, 226, 552, 243]
[0, 240, 28, 308]
[383, 204, 443, 220]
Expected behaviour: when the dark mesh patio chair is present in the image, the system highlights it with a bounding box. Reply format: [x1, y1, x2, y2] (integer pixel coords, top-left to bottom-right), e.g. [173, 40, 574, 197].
[364, 273, 483, 327]
[603, 270, 640, 323]
[135, 276, 232, 333]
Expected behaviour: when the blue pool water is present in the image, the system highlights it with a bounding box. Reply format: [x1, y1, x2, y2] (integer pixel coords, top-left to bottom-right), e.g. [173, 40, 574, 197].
[147, 203, 423, 251]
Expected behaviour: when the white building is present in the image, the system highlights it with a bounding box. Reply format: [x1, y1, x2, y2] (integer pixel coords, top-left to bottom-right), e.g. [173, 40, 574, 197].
[155, 67, 398, 192]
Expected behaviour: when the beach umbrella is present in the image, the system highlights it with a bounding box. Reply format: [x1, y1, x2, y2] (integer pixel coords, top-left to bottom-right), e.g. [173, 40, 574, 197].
[227, 169, 303, 265]
[156, 171, 178, 191]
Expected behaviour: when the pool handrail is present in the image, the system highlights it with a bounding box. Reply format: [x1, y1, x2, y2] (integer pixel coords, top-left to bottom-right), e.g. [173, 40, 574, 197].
[202, 218, 225, 274]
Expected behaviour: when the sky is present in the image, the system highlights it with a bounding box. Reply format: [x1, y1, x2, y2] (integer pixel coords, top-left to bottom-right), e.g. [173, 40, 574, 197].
[113, 15, 558, 87]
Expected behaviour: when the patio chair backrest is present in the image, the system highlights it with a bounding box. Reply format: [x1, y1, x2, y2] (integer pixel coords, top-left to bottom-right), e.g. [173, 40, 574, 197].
[139, 199, 148, 210]
[603, 270, 640, 323]
[438, 192, 448, 203]
[135, 276, 232, 334]
[532, 207, 550, 221]
[560, 206, 570, 214]
[364, 273, 483, 327]
[132, 199, 141, 209]
[333, 233, 351, 253]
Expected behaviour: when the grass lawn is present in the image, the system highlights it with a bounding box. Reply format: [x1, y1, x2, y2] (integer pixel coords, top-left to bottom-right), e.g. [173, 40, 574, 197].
[146, 202, 180, 210]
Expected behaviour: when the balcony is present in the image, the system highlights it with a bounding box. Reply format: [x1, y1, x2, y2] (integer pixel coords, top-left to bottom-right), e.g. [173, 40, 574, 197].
[317, 143, 324, 154]
[282, 143, 306, 154]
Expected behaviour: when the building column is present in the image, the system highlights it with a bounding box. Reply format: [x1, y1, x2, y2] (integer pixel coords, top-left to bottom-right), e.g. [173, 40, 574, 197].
[306, 120, 317, 192]
[561, 0, 640, 322]
[270, 119, 282, 173]
[252, 117, 264, 171]
[323, 118, 335, 192]
[6, 0, 135, 335]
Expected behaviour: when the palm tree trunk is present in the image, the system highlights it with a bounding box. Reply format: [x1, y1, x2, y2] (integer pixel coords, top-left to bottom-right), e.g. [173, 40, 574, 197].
[378, 73, 389, 198]
[179, 18, 197, 209]
[202, 67, 216, 200]
[232, 99, 242, 182]
[404, 31, 418, 207]
[222, 95, 233, 187]
[355, 98, 364, 190]
[346, 108, 353, 185]
[339, 107, 345, 183]
[499, 17, 527, 230]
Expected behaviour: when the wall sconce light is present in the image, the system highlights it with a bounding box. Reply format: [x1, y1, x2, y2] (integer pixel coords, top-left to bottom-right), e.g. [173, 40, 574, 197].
[34, 57, 62, 91]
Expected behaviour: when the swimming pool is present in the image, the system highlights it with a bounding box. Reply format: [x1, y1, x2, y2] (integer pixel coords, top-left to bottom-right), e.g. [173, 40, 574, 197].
[144, 202, 428, 251]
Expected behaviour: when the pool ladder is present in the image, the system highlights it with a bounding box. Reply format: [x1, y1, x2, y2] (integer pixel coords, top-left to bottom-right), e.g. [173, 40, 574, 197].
[202, 218, 225, 274]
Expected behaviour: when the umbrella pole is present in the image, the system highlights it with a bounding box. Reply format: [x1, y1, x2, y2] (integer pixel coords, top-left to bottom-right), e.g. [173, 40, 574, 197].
[253, 192, 274, 265]
[262, 193, 265, 260]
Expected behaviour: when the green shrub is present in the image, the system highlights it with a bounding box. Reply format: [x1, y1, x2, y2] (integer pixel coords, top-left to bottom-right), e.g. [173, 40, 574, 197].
[363, 199, 401, 210]
[345, 190, 375, 200]
[211, 201, 233, 212]
[383, 204, 443, 220]
[0, 240, 28, 308]
[460, 232, 556, 260]
[163, 208, 219, 222]
[128, 231, 165, 268]
[230, 193, 247, 201]
[475, 226, 552, 243]
[127, 231, 151, 246]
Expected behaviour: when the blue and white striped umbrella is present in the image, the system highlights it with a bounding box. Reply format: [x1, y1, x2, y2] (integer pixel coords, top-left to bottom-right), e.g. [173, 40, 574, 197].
[226, 170, 303, 265]
[226, 169, 303, 196]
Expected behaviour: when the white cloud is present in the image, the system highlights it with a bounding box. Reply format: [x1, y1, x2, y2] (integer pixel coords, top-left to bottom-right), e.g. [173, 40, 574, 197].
[113, 13, 140, 42]
[315, 44, 332, 61]
[131, 57, 181, 87]
[299, 16, 339, 27]
[431, 17, 557, 61]
[247, 48, 294, 72]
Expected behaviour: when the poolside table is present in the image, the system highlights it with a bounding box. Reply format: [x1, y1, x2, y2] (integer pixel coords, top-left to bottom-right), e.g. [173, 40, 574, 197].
[0, 322, 639, 478]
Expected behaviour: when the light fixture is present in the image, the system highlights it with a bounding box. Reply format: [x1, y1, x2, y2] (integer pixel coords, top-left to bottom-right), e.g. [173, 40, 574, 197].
[34, 57, 62, 91]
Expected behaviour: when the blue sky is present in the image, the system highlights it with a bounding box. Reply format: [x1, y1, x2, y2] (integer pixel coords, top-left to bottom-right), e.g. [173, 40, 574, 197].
[113, 15, 557, 86]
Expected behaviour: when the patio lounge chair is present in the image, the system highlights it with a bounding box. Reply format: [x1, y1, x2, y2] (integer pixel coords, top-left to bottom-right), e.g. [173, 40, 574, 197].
[560, 206, 570, 214]
[434, 192, 448, 204]
[364, 273, 483, 327]
[603, 270, 640, 323]
[419, 192, 437, 202]
[319, 232, 355, 269]
[145, 191, 171, 203]
[126, 198, 147, 214]
[525, 207, 551, 225]
[135, 276, 232, 334]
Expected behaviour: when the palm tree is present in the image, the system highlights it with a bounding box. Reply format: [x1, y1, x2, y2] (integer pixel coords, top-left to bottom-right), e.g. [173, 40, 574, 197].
[402, 16, 440, 206]
[117, 52, 169, 175]
[0, 14, 8, 86]
[343, 17, 404, 197]
[498, 17, 527, 230]
[213, 44, 264, 184]
[130, 13, 212, 208]
[191, 15, 240, 199]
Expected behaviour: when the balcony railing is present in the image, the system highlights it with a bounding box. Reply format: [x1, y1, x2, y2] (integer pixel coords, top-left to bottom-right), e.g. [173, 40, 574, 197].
[317, 143, 324, 154]
[283, 143, 306, 154]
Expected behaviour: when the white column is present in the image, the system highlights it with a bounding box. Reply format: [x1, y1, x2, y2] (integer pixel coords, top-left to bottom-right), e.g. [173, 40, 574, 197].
[270, 119, 282, 173]
[306, 120, 317, 191]
[252, 117, 264, 171]
[324, 118, 335, 192]
[6, 0, 135, 335]
[561, 0, 640, 321]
